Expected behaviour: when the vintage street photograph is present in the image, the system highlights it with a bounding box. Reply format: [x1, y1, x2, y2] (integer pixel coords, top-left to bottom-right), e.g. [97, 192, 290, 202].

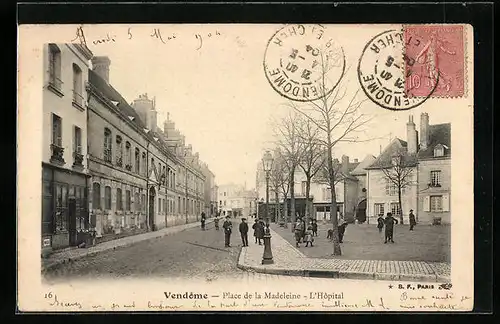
[17, 24, 474, 311]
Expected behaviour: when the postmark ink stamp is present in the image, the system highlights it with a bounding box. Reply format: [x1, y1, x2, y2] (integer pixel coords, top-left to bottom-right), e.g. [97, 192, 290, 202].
[357, 29, 438, 111]
[404, 24, 465, 98]
[263, 24, 345, 102]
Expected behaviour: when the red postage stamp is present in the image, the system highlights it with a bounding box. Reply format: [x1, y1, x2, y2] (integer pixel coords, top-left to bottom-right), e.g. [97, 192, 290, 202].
[404, 25, 465, 98]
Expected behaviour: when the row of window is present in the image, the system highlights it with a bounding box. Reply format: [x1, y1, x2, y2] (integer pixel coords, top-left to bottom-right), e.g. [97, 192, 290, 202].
[91, 183, 203, 215]
[374, 202, 401, 216]
[51, 113, 83, 165]
[48, 43, 85, 108]
[374, 195, 445, 215]
[103, 127, 180, 189]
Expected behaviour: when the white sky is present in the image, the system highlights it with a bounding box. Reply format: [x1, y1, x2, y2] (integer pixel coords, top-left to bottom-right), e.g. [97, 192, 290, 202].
[65, 24, 458, 188]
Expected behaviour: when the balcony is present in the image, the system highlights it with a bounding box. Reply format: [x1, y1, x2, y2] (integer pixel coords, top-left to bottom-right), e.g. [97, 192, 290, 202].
[73, 151, 84, 168]
[50, 144, 65, 165]
[72, 90, 85, 110]
[48, 76, 64, 97]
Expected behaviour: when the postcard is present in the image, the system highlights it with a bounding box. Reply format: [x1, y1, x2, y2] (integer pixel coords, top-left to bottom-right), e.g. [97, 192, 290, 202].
[17, 23, 474, 312]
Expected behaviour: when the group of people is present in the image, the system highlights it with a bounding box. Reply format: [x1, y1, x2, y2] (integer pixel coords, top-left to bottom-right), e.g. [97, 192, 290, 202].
[293, 218, 319, 247]
[210, 211, 266, 248]
[376, 209, 417, 243]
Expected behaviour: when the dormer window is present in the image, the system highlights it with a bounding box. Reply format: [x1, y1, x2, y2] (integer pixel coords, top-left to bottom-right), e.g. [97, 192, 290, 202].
[434, 144, 445, 157]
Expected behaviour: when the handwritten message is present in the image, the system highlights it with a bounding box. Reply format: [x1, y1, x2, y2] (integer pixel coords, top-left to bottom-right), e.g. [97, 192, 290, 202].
[42, 287, 472, 311]
[71, 26, 222, 51]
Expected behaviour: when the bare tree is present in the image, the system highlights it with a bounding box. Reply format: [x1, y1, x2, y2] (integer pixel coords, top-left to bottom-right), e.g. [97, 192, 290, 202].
[268, 148, 289, 224]
[380, 151, 416, 224]
[287, 50, 373, 256]
[272, 111, 305, 232]
[297, 118, 326, 222]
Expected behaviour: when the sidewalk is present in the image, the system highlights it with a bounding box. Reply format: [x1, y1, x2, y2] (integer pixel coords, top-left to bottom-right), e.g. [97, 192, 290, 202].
[42, 219, 212, 272]
[237, 227, 451, 282]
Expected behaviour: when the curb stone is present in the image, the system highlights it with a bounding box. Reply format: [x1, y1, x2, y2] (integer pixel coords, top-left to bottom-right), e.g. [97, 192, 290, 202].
[42, 220, 213, 273]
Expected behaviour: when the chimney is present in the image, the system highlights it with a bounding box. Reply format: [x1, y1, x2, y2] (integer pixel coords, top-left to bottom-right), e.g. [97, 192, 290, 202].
[341, 155, 349, 173]
[353, 158, 359, 163]
[420, 113, 430, 150]
[407, 115, 417, 154]
[91, 56, 111, 83]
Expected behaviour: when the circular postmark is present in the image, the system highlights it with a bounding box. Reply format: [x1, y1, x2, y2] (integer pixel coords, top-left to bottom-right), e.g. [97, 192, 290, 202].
[357, 29, 438, 111]
[264, 24, 346, 102]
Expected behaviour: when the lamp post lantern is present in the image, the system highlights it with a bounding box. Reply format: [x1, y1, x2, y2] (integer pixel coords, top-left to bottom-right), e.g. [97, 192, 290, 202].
[261, 150, 274, 265]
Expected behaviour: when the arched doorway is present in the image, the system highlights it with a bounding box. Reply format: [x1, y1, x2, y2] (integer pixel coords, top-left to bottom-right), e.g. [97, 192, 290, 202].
[355, 199, 367, 223]
[149, 187, 156, 231]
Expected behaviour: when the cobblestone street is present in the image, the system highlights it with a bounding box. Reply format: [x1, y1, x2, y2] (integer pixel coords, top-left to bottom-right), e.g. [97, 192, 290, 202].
[43, 221, 330, 284]
[43, 222, 242, 282]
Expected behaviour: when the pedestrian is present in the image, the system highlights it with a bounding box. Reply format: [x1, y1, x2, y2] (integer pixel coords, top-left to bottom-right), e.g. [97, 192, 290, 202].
[384, 212, 398, 243]
[257, 218, 266, 244]
[294, 218, 304, 247]
[409, 209, 416, 231]
[214, 214, 220, 230]
[223, 216, 233, 247]
[338, 220, 348, 243]
[252, 219, 260, 244]
[304, 225, 314, 247]
[239, 218, 249, 247]
[300, 217, 306, 243]
[377, 214, 385, 233]
[200, 212, 206, 230]
[311, 219, 318, 237]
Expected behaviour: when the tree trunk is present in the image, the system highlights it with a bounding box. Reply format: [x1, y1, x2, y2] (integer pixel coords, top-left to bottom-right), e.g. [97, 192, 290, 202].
[305, 174, 312, 222]
[398, 189, 404, 224]
[275, 191, 280, 223]
[327, 146, 342, 256]
[290, 168, 296, 232]
[283, 193, 288, 228]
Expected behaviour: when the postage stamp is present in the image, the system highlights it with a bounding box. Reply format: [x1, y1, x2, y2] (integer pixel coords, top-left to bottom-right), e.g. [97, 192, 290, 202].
[404, 24, 466, 98]
[263, 24, 345, 102]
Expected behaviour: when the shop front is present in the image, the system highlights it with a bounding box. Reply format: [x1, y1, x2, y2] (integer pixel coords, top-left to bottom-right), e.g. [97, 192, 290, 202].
[42, 163, 90, 253]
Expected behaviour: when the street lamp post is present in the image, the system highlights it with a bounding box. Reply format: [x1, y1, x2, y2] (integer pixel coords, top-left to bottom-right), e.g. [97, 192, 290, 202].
[261, 150, 274, 265]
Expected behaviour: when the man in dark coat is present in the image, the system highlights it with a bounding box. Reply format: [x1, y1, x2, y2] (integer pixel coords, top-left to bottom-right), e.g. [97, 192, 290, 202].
[338, 221, 348, 243]
[239, 218, 249, 247]
[200, 212, 206, 230]
[384, 212, 398, 243]
[223, 216, 233, 247]
[409, 209, 416, 231]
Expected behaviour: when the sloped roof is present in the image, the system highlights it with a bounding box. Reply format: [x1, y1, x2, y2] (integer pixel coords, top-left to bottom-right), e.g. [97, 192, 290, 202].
[89, 70, 148, 133]
[89, 70, 178, 163]
[418, 123, 451, 159]
[365, 138, 417, 169]
[351, 154, 377, 175]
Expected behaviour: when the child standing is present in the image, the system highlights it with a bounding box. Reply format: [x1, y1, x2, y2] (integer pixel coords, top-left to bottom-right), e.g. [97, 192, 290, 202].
[311, 219, 318, 237]
[304, 226, 314, 247]
[377, 214, 385, 233]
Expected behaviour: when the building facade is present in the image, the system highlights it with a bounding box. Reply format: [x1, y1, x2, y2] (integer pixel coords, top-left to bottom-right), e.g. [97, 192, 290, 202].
[201, 163, 217, 216]
[87, 56, 208, 243]
[217, 183, 245, 216]
[42, 43, 93, 252]
[416, 114, 451, 224]
[255, 153, 372, 223]
[365, 113, 450, 225]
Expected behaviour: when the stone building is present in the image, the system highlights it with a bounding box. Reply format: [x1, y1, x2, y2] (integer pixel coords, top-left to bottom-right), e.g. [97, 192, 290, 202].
[416, 113, 451, 224]
[365, 113, 450, 225]
[41, 43, 93, 252]
[87, 56, 207, 243]
[200, 163, 217, 216]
